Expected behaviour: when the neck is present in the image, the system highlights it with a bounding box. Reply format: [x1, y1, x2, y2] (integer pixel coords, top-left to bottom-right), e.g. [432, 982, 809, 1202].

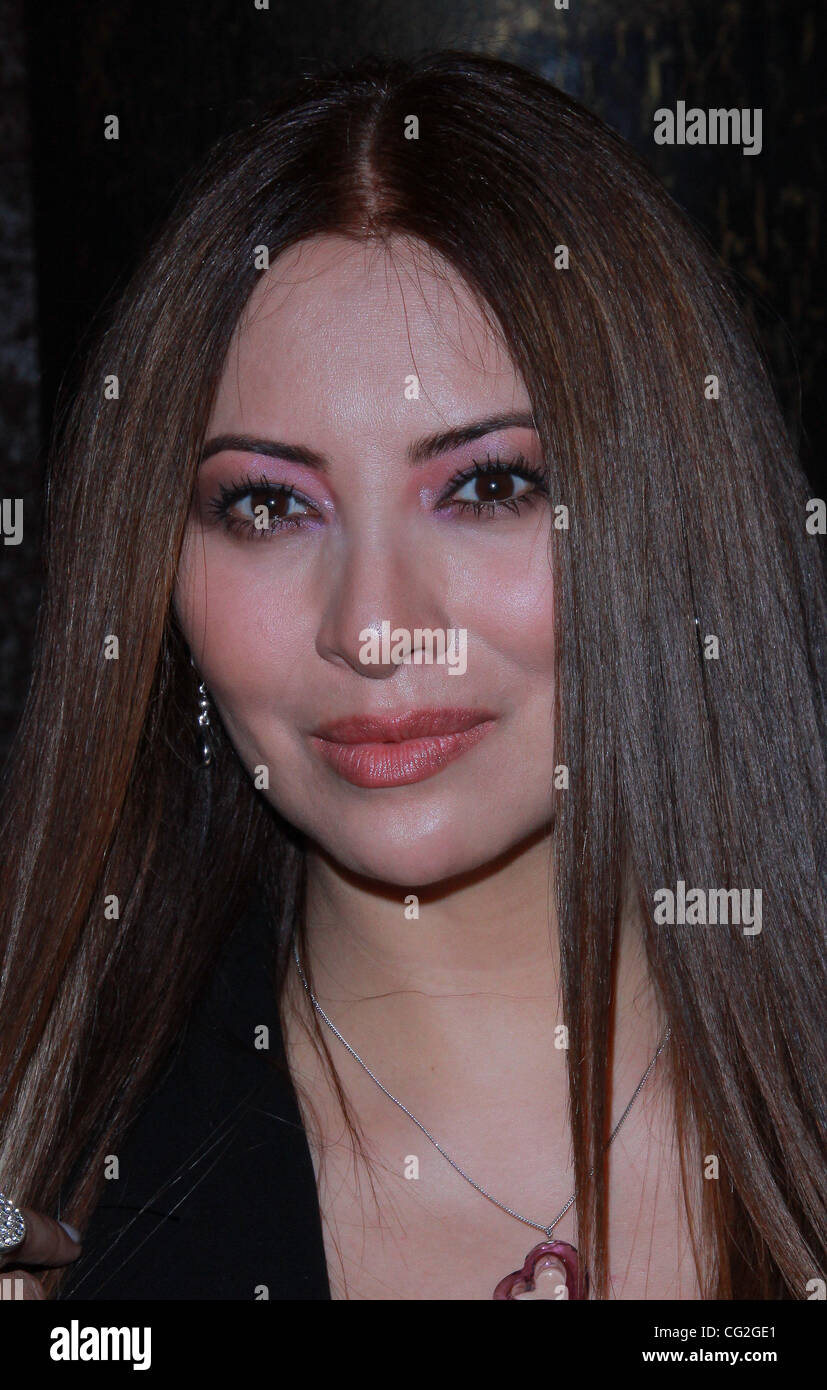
[294, 827, 663, 1077]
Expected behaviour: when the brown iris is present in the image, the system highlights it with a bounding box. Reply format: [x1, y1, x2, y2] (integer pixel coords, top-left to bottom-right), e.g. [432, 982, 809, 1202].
[249, 487, 295, 519]
[473, 470, 518, 501]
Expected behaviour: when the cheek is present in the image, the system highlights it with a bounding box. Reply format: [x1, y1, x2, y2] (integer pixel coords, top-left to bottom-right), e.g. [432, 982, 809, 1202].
[451, 534, 555, 677]
[492, 578, 555, 675]
[174, 534, 310, 713]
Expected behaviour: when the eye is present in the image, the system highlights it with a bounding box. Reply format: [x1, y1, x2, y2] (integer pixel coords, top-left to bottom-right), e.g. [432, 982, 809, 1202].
[207, 475, 319, 537]
[231, 486, 311, 524]
[439, 454, 549, 518]
[452, 470, 535, 504]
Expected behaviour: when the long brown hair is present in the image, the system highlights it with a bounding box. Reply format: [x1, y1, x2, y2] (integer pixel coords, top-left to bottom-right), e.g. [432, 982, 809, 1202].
[1, 50, 824, 1299]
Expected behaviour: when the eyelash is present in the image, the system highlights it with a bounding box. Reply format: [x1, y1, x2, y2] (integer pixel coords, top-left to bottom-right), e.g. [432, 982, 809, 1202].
[206, 453, 549, 539]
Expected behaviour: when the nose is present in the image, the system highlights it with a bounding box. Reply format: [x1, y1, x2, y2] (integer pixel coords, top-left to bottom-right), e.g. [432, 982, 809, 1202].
[314, 525, 451, 680]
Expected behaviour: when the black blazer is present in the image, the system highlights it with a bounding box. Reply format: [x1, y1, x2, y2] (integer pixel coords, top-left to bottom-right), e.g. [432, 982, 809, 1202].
[59, 900, 331, 1300]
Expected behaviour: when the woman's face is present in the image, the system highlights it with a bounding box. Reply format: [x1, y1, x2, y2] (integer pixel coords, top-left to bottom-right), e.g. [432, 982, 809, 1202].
[175, 232, 555, 885]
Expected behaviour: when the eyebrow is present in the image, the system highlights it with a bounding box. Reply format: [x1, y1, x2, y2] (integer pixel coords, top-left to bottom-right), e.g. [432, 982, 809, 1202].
[199, 412, 537, 470]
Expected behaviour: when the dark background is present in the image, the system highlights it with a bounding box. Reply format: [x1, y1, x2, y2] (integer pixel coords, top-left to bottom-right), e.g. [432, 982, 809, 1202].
[1, 0, 824, 761]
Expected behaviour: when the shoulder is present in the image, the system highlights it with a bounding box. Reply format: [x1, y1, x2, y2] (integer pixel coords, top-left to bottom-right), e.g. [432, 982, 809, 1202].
[59, 897, 330, 1300]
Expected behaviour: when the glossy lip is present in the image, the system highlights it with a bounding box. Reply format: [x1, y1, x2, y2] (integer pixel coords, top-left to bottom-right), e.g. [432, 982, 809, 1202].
[309, 707, 498, 787]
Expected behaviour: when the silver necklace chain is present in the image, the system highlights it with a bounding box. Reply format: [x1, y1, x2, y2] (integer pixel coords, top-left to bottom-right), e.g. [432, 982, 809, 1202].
[292, 941, 672, 1239]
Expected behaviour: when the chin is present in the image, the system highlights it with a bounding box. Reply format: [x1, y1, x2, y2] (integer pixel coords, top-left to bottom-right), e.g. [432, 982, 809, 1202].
[306, 807, 538, 890]
[251, 742, 550, 888]
[331, 842, 490, 889]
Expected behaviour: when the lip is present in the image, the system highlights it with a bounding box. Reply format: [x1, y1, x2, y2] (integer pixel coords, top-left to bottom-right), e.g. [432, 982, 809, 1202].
[310, 707, 498, 787]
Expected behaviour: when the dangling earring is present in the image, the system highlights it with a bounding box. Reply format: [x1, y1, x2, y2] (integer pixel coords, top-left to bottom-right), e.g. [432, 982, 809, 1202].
[197, 680, 213, 766]
[190, 656, 214, 767]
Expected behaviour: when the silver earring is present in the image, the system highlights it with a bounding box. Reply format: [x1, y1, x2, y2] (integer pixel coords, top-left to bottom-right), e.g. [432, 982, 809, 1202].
[196, 679, 213, 767]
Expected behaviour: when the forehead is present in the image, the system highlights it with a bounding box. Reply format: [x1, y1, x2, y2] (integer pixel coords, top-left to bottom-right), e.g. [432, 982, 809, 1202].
[210, 232, 526, 430]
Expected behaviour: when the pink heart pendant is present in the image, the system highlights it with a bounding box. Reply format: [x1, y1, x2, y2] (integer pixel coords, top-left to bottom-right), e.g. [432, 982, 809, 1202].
[493, 1240, 585, 1300]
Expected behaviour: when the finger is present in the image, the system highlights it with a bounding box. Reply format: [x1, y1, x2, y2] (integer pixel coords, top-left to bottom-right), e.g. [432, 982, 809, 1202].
[3, 1208, 82, 1268]
[0, 1268, 46, 1300]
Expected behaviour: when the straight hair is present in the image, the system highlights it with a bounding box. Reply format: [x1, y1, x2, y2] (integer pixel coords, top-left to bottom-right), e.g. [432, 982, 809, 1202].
[1, 50, 824, 1298]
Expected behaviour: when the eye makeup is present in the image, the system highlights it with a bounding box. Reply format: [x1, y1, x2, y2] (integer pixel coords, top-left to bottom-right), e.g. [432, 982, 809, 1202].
[202, 452, 550, 540]
[205, 473, 321, 539]
[434, 452, 549, 519]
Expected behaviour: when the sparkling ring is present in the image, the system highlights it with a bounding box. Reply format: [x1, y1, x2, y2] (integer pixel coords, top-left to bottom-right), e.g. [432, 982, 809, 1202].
[0, 1191, 26, 1256]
